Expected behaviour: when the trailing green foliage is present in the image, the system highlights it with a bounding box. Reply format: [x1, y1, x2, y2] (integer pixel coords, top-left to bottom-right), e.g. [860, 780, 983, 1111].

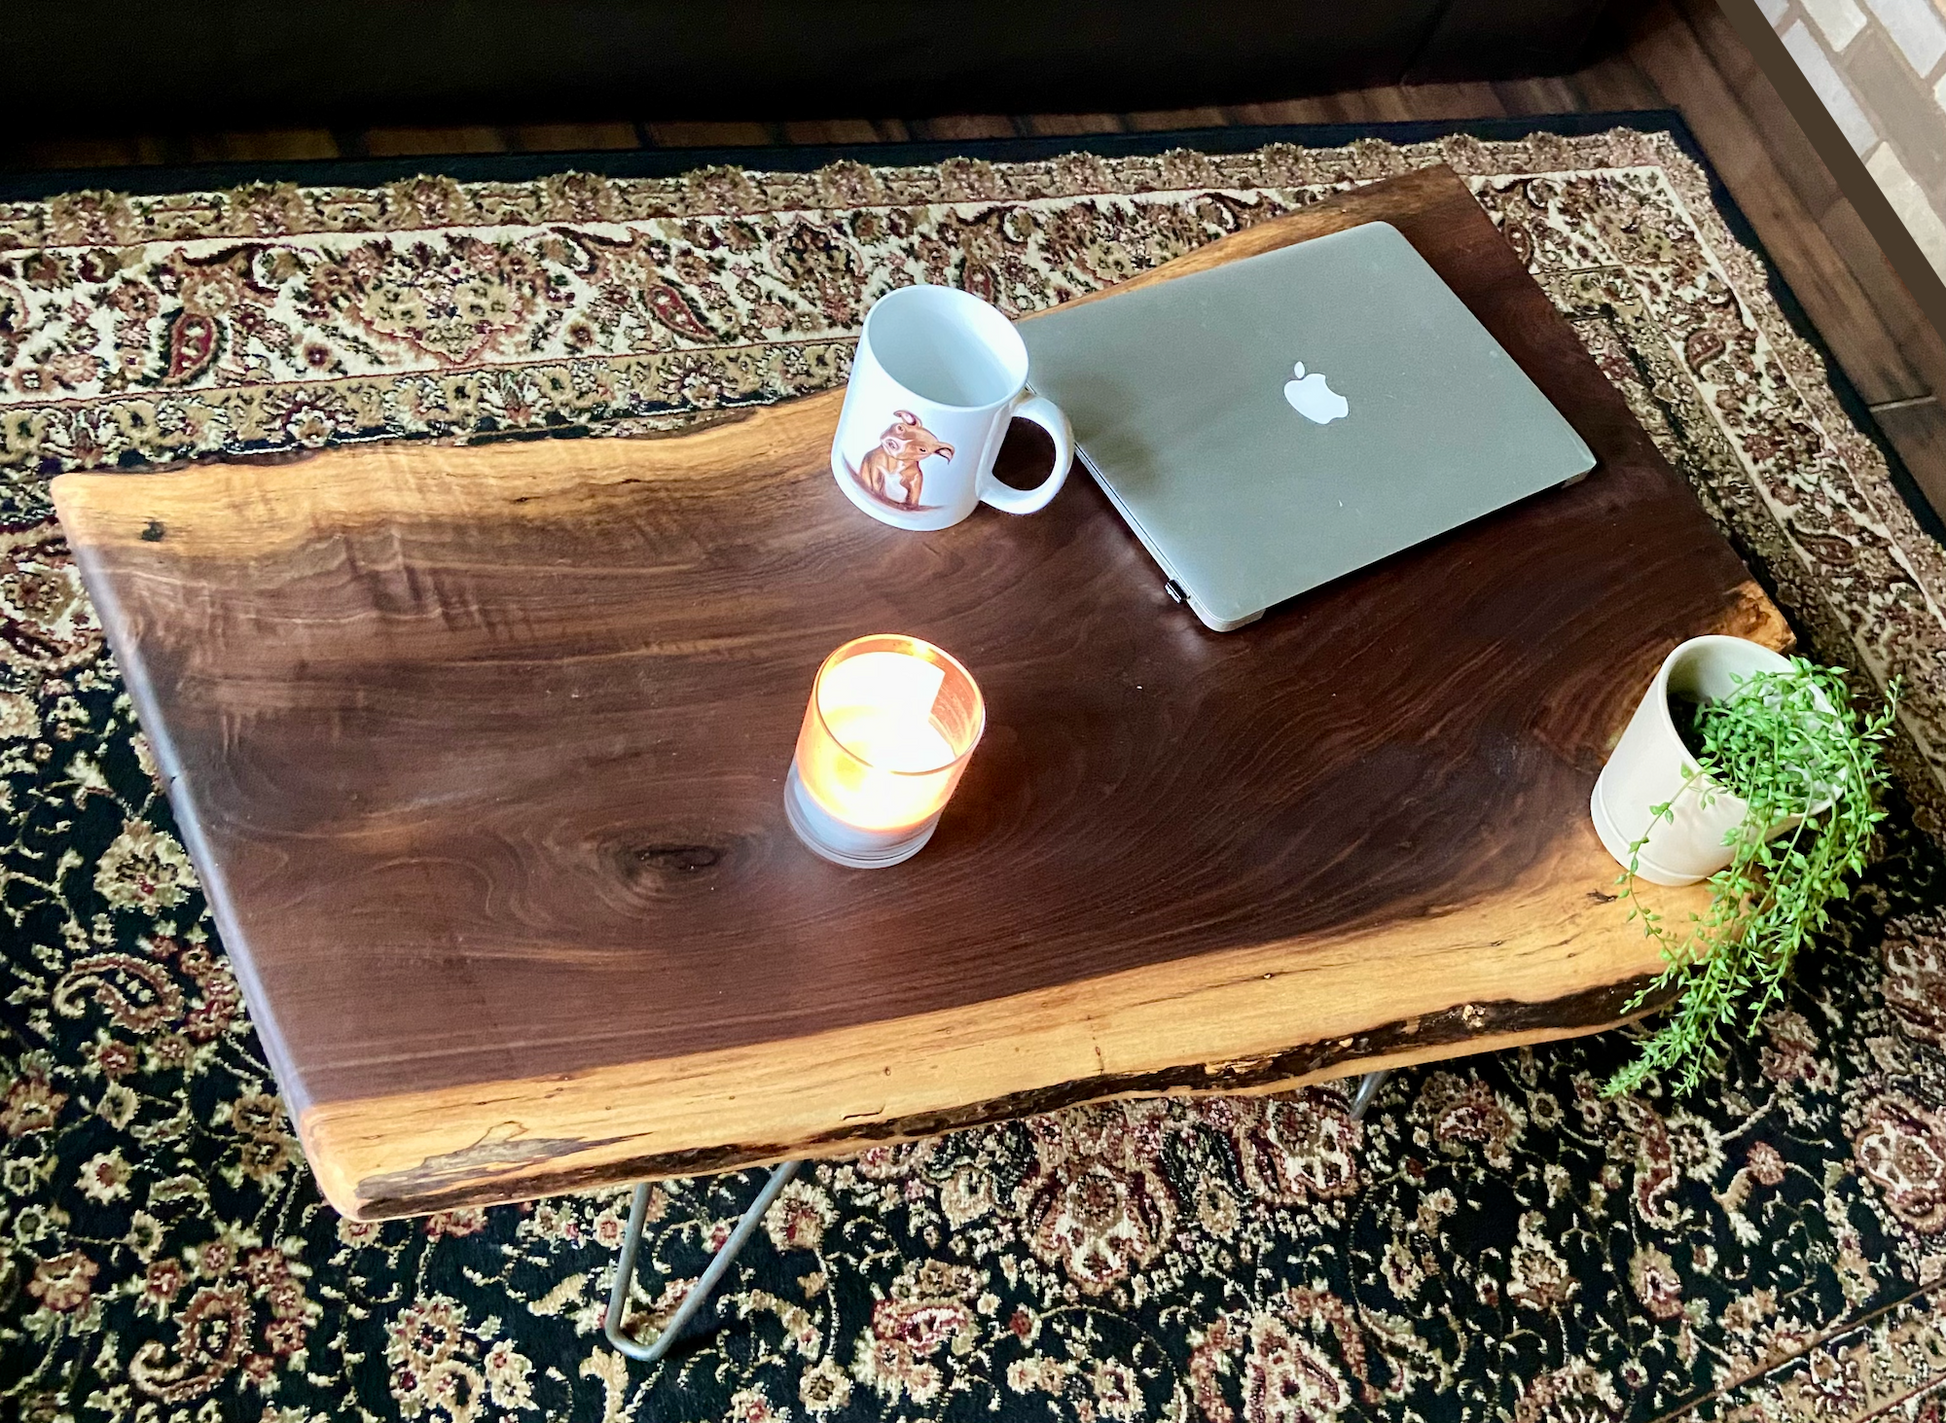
[1605, 658, 1898, 1097]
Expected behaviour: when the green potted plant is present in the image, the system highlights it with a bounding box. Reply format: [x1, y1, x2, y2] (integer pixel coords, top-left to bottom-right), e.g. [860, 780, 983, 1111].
[1590, 636, 1899, 1095]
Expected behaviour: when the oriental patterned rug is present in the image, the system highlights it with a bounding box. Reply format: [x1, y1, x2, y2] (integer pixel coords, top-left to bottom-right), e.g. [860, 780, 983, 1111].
[5, 119, 1946, 1423]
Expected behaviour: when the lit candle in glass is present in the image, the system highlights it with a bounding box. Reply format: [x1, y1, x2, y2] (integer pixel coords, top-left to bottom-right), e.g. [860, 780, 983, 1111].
[784, 634, 985, 867]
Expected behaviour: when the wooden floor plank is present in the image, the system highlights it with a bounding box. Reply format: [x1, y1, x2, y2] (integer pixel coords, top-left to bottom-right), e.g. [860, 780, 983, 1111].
[1020, 112, 1126, 136]
[362, 126, 512, 158]
[1814, 196, 1946, 399]
[1309, 86, 1424, 124]
[782, 118, 905, 145]
[1383, 81, 1516, 121]
[645, 120, 779, 147]
[509, 123, 641, 153]
[1222, 97, 1343, 125]
[8, 135, 164, 169]
[1681, 0, 1851, 229]
[1230, 84, 1511, 126]
[1565, 51, 1668, 110]
[1869, 400, 1946, 513]
[912, 114, 1020, 140]
[1121, 106, 1231, 131]
[183, 130, 342, 163]
[1491, 76, 1588, 116]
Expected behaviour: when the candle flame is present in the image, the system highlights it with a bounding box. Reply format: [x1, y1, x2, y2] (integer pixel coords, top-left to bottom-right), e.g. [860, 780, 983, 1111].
[803, 650, 959, 830]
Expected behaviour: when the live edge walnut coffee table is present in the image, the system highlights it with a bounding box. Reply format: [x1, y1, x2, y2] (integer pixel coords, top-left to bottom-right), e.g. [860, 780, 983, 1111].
[53, 167, 1785, 1227]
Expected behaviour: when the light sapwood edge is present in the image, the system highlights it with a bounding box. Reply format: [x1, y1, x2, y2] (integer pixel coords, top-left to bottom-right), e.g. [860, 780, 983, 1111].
[310, 1011, 1653, 1221]
[46, 169, 1475, 554]
[296, 807, 1762, 1220]
[50, 396, 845, 554]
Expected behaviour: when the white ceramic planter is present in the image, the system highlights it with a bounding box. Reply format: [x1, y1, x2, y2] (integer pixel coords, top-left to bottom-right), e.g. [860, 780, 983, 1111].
[1590, 635, 1800, 887]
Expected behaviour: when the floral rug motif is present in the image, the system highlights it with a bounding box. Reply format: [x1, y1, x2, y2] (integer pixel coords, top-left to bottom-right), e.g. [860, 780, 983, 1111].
[5, 122, 1946, 1421]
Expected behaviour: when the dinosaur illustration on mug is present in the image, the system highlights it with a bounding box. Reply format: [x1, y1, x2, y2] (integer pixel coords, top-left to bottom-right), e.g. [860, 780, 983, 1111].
[846, 410, 954, 512]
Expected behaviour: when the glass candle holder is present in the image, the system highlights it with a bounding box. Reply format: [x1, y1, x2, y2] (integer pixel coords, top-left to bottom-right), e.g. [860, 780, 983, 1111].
[784, 634, 985, 868]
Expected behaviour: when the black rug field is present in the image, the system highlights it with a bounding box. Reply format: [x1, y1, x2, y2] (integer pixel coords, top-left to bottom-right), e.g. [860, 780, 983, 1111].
[6, 114, 1946, 1422]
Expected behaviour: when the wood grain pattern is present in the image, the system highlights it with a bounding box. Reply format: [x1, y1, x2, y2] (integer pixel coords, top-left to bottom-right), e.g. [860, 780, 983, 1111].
[53, 167, 1788, 1218]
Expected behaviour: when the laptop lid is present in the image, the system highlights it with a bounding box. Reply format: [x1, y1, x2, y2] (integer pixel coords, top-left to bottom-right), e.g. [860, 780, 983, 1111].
[1016, 221, 1597, 631]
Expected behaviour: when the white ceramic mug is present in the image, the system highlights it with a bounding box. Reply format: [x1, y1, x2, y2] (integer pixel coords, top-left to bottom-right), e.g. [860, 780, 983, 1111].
[830, 284, 1074, 531]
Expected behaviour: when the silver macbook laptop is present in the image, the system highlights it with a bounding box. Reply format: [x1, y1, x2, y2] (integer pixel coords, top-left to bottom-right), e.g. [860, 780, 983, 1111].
[1016, 221, 1596, 631]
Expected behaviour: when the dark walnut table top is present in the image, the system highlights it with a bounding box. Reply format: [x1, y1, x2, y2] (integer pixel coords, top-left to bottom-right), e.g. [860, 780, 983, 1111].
[52, 166, 1786, 1220]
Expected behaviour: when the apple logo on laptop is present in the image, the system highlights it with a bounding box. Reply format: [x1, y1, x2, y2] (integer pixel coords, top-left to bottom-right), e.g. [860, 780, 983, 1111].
[1283, 362, 1350, 424]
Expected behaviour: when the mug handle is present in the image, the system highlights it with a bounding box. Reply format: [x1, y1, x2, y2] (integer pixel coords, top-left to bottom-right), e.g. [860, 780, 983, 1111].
[977, 393, 1074, 516]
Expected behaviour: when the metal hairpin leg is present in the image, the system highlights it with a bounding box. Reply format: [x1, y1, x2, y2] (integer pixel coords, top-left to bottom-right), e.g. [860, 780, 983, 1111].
[605, 1159, 805, 1364]
[1348, 1068, 1390, 1121]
